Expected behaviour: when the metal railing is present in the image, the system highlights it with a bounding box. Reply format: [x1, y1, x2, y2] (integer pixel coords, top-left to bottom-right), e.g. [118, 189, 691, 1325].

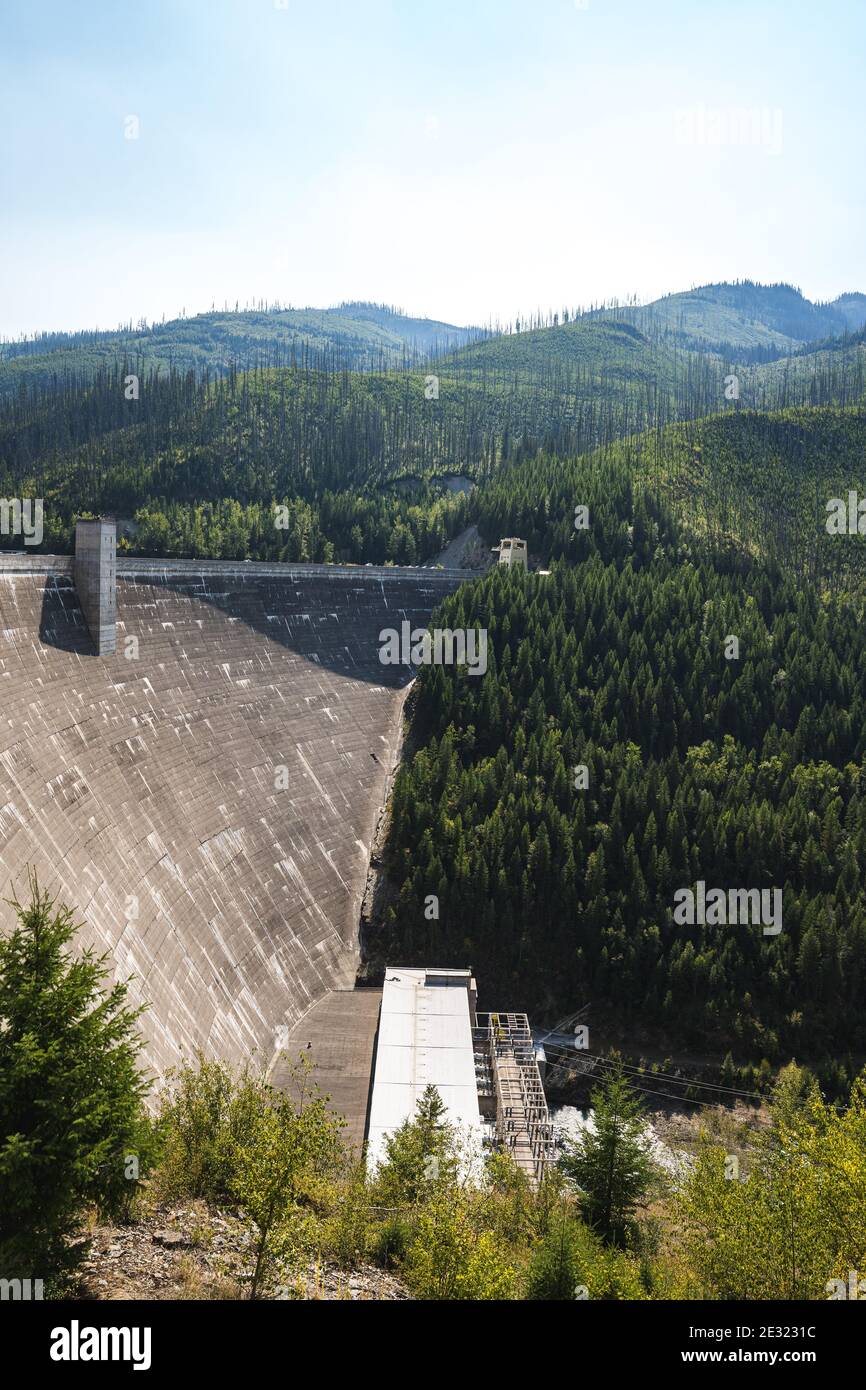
[473, 1012, 556, 1183]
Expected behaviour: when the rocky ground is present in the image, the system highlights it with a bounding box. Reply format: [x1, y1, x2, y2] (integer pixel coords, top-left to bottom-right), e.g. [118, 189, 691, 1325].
[431, 524, 494, 571]
[552, 1099, 768, 1181]
[646, 1099, 769, 1174]
[74, 1202, 408, 1301]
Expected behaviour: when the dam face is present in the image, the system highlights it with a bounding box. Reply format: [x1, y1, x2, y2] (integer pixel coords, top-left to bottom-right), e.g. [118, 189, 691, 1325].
[0, 556, 467, 1079]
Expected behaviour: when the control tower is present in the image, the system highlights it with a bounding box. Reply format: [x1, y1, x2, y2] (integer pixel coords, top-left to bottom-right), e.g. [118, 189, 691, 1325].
[493, 537, 528, 570]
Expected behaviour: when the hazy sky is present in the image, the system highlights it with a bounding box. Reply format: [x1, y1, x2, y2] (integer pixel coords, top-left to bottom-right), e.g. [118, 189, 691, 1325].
[2, 0, 864, 337]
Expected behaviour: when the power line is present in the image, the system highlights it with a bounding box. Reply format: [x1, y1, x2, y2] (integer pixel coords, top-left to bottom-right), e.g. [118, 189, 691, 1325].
[539, 1043, 765, 1101]
[594, 1052, 766, 1101]
[540, 1045, 770, 1113]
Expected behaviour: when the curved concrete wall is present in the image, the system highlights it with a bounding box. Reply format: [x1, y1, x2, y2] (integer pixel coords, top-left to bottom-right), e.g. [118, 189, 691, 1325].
[0, 558, 467, 1079]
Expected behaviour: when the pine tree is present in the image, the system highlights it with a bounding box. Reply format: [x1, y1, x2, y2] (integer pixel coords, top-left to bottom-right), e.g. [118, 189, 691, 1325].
[560, 1061, 657, 1246]
[525, 1214, 587, 1299]
[0, 874, 151, 1288]
[374, 1085, 458, 1206]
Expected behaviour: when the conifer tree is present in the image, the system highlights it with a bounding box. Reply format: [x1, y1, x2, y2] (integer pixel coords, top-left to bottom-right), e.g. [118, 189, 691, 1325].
[0, 873, 151, 1288]
[560, 1062, 657, 1246]
[374, 1085, 459, 1206]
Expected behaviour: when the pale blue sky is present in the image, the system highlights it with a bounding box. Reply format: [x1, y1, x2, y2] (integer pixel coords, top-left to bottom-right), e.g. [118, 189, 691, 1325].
[1, 0, 864, 336]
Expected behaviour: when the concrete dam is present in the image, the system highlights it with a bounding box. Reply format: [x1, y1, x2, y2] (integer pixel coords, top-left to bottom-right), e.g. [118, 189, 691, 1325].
[0, 546, 470, 1081]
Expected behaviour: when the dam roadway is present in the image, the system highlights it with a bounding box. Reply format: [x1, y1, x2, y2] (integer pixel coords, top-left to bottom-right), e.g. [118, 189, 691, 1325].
[0, 554, 472, 1087]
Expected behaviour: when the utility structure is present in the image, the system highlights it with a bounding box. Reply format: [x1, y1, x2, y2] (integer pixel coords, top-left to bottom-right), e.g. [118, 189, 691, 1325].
[74, 517, 116, 654]
[493, 537, 528, 570]
[474, 1010, 556, 1183]
[365, 966, 554, 1185]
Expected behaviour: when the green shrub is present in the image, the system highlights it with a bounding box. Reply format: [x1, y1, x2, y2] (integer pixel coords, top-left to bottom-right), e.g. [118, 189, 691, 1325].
[370, 1214, 414, 1271]
[404, 1194, 517, 1300]
[152, 1052, 254, 1204]
[525, 1215, 589, 1300]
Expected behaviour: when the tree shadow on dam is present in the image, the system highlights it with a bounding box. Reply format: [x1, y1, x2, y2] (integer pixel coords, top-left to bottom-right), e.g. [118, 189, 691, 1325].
[37, 562, 475, 687]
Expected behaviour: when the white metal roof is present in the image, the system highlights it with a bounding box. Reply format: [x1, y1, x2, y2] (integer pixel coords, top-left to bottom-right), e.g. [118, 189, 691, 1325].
[366, 967, 482, 1171]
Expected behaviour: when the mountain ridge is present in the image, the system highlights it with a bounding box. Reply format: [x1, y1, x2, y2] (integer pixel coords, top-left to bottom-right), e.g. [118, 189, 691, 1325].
[589, 280, 866, 361]
[0, 301, 478, 394]
[5, 280, 865, 400]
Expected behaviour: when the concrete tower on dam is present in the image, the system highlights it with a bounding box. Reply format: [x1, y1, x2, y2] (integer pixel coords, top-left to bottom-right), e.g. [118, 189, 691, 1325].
[0, 543, 471, 1079]
[74, 517, 117, 655]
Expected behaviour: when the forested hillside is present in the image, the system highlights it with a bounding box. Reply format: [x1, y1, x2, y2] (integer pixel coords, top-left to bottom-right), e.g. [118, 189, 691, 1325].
[475, 407, 866, 588]
[2, 305, 863, 561]
[377, 456, 866, 1082]
[623, 406, 866, 589]
[741, 329, 866, 405]
[6, 283, 863, 403]
[0, 333, 725, 558]
[0, 301, 476, 396]
[0, 362, 482, 559]
[594, 281, 866, 361]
